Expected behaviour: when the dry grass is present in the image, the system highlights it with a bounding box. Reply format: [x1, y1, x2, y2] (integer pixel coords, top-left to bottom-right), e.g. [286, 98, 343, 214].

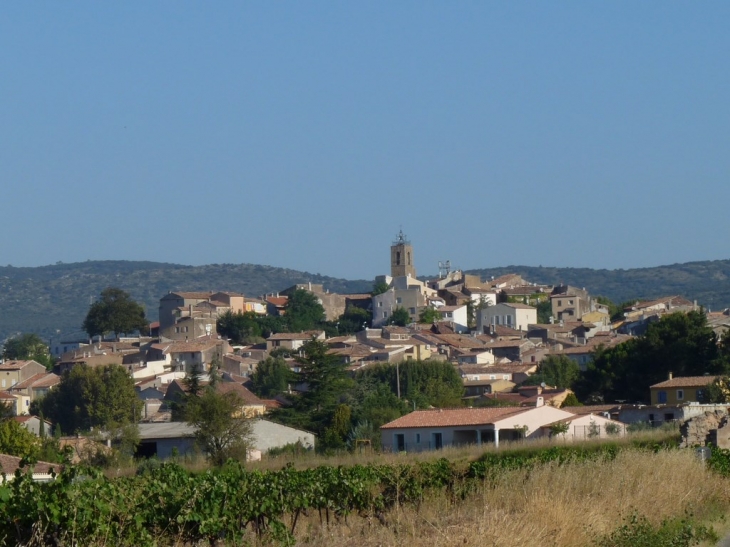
[285, 449, 730, 547]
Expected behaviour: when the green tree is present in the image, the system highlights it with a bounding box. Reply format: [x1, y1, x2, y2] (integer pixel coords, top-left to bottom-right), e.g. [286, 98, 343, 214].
[185, 388, 254, 466]
[37, 364, 143, 434]
[418, 307, 441, 324]
[0, 418, 39, 458]
[560, 392, 583, 407]
[321, 404, 351, 451]
[216, 311, 264, 344]
[577, 310, 724, 403]
[356, 360, 464, 409]
[285, 289, 326, 332]
[83, 287, 147, 340]
[296, 339, 353, 414]
[335, 306, 371, 334]
[702, 376, 730, 403]
[372, 281, 390, 296]
[529, 355, 581, 389]
[389, 306, 411, 327]
[251, 356, 292, 398]
[2, 333, 53, 369]
[536, 301, 553, 324]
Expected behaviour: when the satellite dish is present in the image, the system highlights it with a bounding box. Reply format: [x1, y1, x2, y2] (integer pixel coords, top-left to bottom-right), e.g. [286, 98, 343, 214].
[540, 382, 547, 388]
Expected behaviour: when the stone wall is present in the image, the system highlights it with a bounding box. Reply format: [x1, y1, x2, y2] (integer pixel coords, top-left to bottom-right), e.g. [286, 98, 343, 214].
[680, 409, 729, 448]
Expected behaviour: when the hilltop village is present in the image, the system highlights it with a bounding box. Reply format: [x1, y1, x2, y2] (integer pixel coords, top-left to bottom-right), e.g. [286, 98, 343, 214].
[3, 231, 730, 466]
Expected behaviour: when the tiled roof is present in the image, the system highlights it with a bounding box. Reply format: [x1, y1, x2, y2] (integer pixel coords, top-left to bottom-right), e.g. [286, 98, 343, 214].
[650, 376, 719, 388]
[168, 291, 215, 299]
[381, 407, 527, 429]
[0, 360, 40, 370]
[0, 454, 61, 476]
[216, 382, 265, 405]
[267, 331, 323, 341]
[166, 340, 220, 353]
[11, 373, 60, 390]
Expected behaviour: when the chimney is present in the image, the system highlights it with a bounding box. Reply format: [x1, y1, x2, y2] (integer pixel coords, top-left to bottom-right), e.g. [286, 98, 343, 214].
[668, 371, 673, 380]
[535, 396, 544, 407]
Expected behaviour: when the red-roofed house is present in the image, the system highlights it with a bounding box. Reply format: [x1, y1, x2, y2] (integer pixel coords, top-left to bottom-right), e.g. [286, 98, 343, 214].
[650, 373, 718, 405]
[381, 403, 573, 451]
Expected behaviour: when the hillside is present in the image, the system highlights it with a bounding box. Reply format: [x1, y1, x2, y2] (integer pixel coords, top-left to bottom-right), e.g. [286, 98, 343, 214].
[2, 258, 730, 343]
[466, 259, 730, 309]
[0, 261, 371, 343]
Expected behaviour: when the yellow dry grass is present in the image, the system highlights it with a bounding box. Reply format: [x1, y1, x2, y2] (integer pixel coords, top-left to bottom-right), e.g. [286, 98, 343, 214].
[285, 449, 730, 547]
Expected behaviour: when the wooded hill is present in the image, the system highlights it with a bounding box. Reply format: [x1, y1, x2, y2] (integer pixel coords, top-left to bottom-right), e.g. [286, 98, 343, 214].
[2, 258, 730, 343]
[466, 260, 730, 310]
[0, 261, 371, 343]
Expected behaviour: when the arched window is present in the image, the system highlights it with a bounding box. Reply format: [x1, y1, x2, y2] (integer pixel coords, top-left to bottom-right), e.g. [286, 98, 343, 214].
[396, 251, 401, 265]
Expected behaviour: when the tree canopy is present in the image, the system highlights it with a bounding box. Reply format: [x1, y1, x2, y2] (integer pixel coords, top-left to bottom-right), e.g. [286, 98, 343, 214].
[576, 310, 729, 403]
[251, 356, 292, 398]
[389, 307, 411, 327]
[35, 364, 143, 434]
[83, 287, 148, 339]
[0, 418, 39, 458]
[525, 354, 581, 389]
[285, 289, 326, 332]
[2, 333, 53, 369]
[184, 388, 253, 466]
[418, 307, 441, 324]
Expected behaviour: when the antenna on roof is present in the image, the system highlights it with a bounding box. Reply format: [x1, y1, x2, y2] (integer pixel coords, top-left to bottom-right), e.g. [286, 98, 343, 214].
[438, 260, 451, 278]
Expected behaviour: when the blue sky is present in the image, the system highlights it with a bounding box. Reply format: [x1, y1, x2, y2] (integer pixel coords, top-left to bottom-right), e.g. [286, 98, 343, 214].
[2, 3, 729, 280]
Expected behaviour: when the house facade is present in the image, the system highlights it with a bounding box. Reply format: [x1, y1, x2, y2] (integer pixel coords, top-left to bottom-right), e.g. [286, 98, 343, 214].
[649, 374, 718, 405]
[476, 303, 537, 333]
[381, 404, 574, 451]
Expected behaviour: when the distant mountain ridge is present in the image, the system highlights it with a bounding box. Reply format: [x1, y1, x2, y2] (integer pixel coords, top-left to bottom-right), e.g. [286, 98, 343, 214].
[0, 261, 371, 343]
[1, 258, 730, 343]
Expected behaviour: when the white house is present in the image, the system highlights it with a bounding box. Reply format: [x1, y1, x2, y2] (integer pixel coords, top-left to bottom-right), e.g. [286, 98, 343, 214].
[437, 305, 469, 333]
[477, 303, 537, 333]
[380, 403, 574, 452]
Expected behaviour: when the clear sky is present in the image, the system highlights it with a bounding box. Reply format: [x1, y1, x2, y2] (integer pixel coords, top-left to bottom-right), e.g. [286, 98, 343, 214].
[2, 3, 729, 280]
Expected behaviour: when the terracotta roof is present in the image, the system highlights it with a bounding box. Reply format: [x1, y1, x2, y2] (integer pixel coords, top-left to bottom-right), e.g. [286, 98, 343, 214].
[166, 340, 220, 353]
[267, 331, 323, 341]
[215, 382, 265, 405]
[266, 297, 288, 306]
[0, 454, 61, 476]
[168, 291, 215, 299]
[10, 373, 60, 390]
[381, 407, 527, 429]
[0, 360, 41, 370]
[650, 376, 719, 388]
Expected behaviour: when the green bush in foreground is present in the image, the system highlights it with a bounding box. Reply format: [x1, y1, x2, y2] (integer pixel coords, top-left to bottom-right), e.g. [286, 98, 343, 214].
[595, 513, 717, 547]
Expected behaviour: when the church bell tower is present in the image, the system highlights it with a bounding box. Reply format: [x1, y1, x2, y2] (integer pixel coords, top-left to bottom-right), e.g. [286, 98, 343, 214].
[390, 229, 416, 278]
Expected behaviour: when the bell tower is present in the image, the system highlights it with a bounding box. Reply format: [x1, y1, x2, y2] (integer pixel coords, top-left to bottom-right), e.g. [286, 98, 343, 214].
[390, 229, 416, 278]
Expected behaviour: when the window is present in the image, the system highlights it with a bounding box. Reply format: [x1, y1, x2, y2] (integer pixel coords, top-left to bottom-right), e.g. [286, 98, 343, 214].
[664, 413, 675, 422]
[558, 300, 563, 307]
[383, 311, 389, 318]
[416, 433, 421, 444]
[1, 380, 4, 388]
[657, 391, 667, 403]
[569, 300, 574, 305]
[409, 307, 416, 314]
[396, 297, 402, 304]
[676, 389, 684, 401]
[378, 302, 383, 307]
[490, 375, 496, 380]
